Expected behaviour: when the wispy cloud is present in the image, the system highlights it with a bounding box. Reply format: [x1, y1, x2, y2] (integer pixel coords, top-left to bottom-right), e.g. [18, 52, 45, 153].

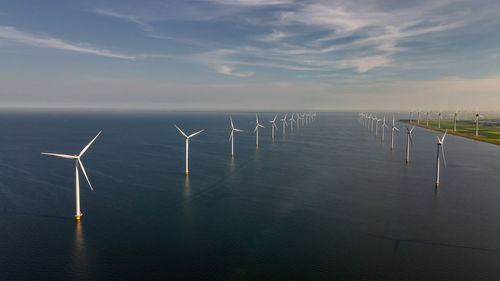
[205, 0, 293, 6]
[217, 65, 254, 77]
[0, 26, 135, 59]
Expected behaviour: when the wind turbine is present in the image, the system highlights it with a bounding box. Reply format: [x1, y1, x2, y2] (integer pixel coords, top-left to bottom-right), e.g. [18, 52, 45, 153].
[229, 116, 244, 157]
[41, 131, 102, 221]
[375, 116, 380, 137]
[391, 116, 400, 151]
[438, 110, 442, 128]
[281, 113, 288, 136]
[453, 109, 459, 132]
[254, 114, 265, 146]
[474, 109, 483, 136]
[381, 114, 388, 142]
[409, 111, 413, 124]
[174, 125, 204, 176]
[426, 110, 430, 127]
[405, 126, 415, 164]
[295, 113, 301, 129]
[301, 113, 306, 127]
[435, 130, 447, 189]
[417, 111, 420, 125]
[289, 113, 296, 133]
[269, 114, 278, 141]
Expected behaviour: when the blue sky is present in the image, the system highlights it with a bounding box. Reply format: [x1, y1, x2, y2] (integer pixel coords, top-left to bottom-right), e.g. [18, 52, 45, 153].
[1, 0, 500, 110]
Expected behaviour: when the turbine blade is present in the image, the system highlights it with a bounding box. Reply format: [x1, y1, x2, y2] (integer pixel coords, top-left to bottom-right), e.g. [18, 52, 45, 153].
[41, 153, 77, 159]
[234, 129, 244, 132]
[230, 116, 234, 129]
[79, 131, 102, 157]
[394, 127, 400, 132]
[188, 129, 204, 138]
[259, 124, 266, 128]
[441, 130, 448, 142]
[78, 159, 93, 191]
[254, 125, 258, 133]
[229, 131, 233, 141]
[174, 125, 188, 138]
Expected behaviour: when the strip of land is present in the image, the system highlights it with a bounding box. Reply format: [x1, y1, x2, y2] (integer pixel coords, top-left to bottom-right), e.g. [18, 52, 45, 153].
[398, 119, 500, 145]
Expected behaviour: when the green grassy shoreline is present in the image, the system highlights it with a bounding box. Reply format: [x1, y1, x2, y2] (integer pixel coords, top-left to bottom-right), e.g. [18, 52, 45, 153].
[398, 119, 500, 145]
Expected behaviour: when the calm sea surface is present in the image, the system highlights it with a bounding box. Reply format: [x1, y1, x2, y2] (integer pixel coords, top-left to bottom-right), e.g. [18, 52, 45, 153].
[1, 111, 500, 281]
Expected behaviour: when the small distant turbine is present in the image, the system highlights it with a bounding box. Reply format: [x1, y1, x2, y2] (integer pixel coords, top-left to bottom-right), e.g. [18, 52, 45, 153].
[453, 109, 459, 132]
[474, 110, 483, 137]
[229, 116, 244, 157]
[295, 113, 301, 129]
[381, 114, 388, 142]
[391, 116, 400, 151]
[289, 113, 296, 133]
[426, 110, 430, 127]
[435, 130, 447, 189]
[269, 114, 278, 140]
[41, 131, 102, 221]
[281, 113, 288, 136]
[375, 116, 380, 136]
[254, 114, 266, 146]
[438, 110, 442, 128]
[417, 111, 420, 125]
[405, 126, 415, 164]
[409, 111, 413, 124]
[175, 125, 204, 176]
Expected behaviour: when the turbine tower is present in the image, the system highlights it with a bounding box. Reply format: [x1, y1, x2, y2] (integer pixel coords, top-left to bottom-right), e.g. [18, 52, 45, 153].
[174, 125, 204, 176]
[229, 116, 244, 157]
[375, 116, 380, 137]
[417, 111, 420, 125]
[435, 130, 447, 188]
[254, 114, 265, 146]
[405, 126, 415, 164]
[426, 110, 430, 127]
[391, 116, 400, 151]
[41, 131, 102, 221]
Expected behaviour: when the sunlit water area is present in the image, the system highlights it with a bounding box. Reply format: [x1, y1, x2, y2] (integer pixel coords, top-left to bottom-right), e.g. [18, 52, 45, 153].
[1, 111, 500, 281]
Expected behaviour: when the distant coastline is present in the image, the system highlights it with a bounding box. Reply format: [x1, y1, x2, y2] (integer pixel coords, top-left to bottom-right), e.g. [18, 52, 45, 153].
[399, 120, 500, 145]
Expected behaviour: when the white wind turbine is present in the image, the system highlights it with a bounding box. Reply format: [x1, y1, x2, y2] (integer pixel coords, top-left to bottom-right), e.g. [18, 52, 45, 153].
[405, 126, 415, 164]
[174, 125, 204, 176]
[289, 113, 296, 132]
[417, 111, 420, 125]
[426, 110, 430, 127]
[435, 130, 447, 189]
[301, 113, 306, 127]
[453, 109, 459, 132]
[296, 113, 301, 129]
[281, 113, 288, 136]
[269, 114, 278, 141]
[381, 114, 388, 142]
[229, 116, 244, 157]
[375, 116, 380, 136]
[391, 116, 400, 151]
[438, 110, 442, 128]
[41, 131, 102, 221]
[474, 109, 483, 137]
[409, 111, 413, 124]
[254, 114, 266, 146]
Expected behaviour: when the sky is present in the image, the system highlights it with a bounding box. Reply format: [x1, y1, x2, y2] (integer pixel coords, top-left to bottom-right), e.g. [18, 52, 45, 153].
[1, 0, 500, 111]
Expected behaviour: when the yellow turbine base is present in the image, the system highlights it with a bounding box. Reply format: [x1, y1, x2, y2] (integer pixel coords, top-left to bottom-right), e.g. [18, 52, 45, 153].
[185, 171, 189, 176]
[75, 213, 82, 221]
[406, 159, 409, 164]
[435, 183, 439, 189]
